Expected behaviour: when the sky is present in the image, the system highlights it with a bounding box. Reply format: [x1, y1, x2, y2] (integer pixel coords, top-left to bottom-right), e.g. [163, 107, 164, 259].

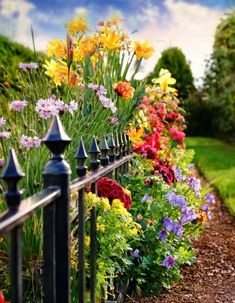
[0, 0, 234, 84]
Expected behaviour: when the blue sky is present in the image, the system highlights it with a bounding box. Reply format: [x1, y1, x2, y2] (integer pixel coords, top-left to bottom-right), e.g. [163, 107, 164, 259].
[0, 0, 234, 83]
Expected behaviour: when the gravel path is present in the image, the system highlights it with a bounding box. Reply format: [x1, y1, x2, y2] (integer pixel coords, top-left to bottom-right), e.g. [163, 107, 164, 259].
[125, 190, 235, 303]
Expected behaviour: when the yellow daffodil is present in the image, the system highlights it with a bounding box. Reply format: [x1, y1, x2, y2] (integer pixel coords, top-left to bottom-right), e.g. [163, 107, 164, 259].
[101, 30, 122, 50]
[133, 40, 154, 60]
[152, 68, 178, 95]
[46, 39, 67, 59]
[66, 18, 88, 35]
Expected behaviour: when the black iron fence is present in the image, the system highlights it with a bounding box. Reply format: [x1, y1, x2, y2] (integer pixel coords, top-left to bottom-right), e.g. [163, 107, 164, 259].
[0, 115, 134, 303]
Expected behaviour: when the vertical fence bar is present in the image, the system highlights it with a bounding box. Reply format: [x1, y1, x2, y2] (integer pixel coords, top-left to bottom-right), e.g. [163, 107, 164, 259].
[122, 133, 128, 174]
[76, 138, 88, 303]
[100, 136, 109, 167]
[89, 136, 100, 303]
[43, 116, 71, 303]
[1, 149, 25, 303]
[115, 132, 120, 180]
[108, 133, 116, 179]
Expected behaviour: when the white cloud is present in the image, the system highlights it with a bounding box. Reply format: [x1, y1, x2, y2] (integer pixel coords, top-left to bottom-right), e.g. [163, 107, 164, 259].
[132, 0, 225, 83]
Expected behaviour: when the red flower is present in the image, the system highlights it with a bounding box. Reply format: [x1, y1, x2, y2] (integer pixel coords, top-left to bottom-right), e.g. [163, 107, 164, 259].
[0, 291, 8, 303]
[153, 161, 176, 185]
[170, 127, 185, 144]
[97, 178, 132, 209]
[133, 131, 161, 160]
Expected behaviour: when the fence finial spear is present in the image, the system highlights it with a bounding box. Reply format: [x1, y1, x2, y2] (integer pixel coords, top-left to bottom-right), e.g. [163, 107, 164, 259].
[89, 136, 100, 171]
[43, 115, 71, 156]
[108, 133, 116, 163]
[100, 136, 109, 167]
[76, 138, 88, 177]
[1, 148, 24, 208]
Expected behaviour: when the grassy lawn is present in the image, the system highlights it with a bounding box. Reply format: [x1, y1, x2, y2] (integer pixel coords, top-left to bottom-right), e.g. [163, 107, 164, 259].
[186, 137, 235, 215]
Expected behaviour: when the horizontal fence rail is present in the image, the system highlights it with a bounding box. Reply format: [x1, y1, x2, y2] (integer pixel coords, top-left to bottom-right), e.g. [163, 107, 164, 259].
[0, 115, 134, 303]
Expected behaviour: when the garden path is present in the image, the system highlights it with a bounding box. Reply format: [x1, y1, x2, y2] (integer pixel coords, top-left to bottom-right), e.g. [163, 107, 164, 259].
[126, 186, 235, 303]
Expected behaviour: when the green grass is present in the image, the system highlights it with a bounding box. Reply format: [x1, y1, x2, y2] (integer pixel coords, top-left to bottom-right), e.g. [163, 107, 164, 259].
[186, 137, 235, 215]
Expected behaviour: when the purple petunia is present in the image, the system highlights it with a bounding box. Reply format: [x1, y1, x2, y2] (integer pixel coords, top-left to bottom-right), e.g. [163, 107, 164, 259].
[174, 168, 186, 182]
[158, 230, 167, 243]
[180, 207, 197, 224]
[110, 117, 119, 125]
[172, 222, 184, 238]
[162, 256, 176, 269]
[141, 196, 153, 203]
[131, 248, 140, 258]
[188, 176, 201, 198]
[204, 193, 215, 204]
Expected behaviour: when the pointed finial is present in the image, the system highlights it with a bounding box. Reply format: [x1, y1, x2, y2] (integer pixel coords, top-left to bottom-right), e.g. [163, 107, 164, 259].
[1, 148, 24, 208]
[100, 136, 109, 167]
[75, 138, 88, 177]
[108, 133, 116, 163]
[89, 136, 100, 171]
[43, 115, 71, 158]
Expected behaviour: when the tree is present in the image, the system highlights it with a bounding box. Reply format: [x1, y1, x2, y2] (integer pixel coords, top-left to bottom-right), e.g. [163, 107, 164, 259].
[203, 9, 235, 140]
[147, 47, 195, 100]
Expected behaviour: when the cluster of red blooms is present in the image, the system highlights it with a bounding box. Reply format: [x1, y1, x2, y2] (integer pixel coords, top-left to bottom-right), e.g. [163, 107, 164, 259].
[131, 96, 186, 184]
[0, 292, 7, 303]
[97, 177, 132, 209]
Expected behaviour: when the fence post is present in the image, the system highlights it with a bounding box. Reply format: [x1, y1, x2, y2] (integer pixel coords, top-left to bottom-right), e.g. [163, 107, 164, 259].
[43, 115, 71, 303]
[75, 138, 88, 303]
[1, 149, 24, 303]
[89, 136, 100, 303]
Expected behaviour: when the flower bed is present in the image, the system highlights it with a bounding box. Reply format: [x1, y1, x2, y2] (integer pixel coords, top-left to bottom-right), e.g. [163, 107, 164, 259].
[0, 15, 213, 302]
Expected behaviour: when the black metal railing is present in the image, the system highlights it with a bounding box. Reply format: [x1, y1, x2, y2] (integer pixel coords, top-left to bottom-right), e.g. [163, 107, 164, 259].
[0, 115, 133, 303]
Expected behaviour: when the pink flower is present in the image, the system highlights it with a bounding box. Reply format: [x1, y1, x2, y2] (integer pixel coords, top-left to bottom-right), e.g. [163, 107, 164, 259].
[19, 62, 38, 71]
[0, 117, 6, 127]
[10, 100, 28, 111]
[35, 98, 59, 119]
[170, 128, 185, 144]
[0, 131, 10, 139]
[0, 158, 5, 168]
[110, 117, 119, 125]
[20, 135, 41, 149]
[67, 100, 78, 113]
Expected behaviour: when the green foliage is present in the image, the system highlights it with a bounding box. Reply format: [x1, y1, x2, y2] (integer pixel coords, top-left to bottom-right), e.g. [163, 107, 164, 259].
[186, 137, 235, 215]
[0, 35, 46, 91]
[147, 47, 195, 100]
[202, 10, 235, 140]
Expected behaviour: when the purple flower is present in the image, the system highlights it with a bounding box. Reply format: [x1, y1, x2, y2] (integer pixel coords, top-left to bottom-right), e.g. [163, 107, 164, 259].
[131, 248, 140, 258]
[97, 85, 107, 96]
[0, 158, 5, 168]
[165, 191, 187, 211]
[19, 62, 38, 71]
[141, 196, 153, 203]
[55, 99, 66, 111]
[188, 176, 201, 198]
[204, 193, 215, 204]
[0, 117, 6, 127]
[163, 217, 174, 232]
[158, 230, 167, 243]
[174, 168, 186, 182]
[165, 190, 176, 201]
[88, 83, 99, 91]
[10, 100, 28, 111]
[188, 163, 195, 170]
[110, 117, 119, 125]
[0, 131, 10, 139]
[201, 204, 208, 211]
[162, 256, 175, 269]
[172, 222, 184, 238]
[33, 136, 41, 148]
[180, 207, 197, 224]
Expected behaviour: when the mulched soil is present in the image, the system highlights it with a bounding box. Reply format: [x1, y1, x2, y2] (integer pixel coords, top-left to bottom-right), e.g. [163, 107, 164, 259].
[125, 187, 235, 303]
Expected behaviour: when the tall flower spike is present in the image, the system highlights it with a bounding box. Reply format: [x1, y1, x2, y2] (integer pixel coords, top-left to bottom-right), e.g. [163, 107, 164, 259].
[89, 136, 100, 171]
[108, 133, 116, 163]
[100, 136, 109, 167]
[1, 148, 24, 208]
[43, 115, 71, 159]
[115, 131, 120, 160]
[76, 138, 88, 177]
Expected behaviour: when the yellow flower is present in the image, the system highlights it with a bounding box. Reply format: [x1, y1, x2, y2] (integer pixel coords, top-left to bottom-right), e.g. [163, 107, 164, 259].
[99, 197, 111, 211]
[136, 110, 149, 129]
[101, 30, 122, 50]
[133, 40, 154, 60]
[66, 18, 88, 35]
[97, 224, 105, 233]
[152, 68, 178, 95]
[127, 127, 144, 143]
[46, 39, 67, 58]
[85, 236, 90, 247]
[85, 192, 99, 209]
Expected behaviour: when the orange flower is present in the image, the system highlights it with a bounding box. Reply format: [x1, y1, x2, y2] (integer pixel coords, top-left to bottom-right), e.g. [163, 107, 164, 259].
[197, 211, 207, 224]
[133, 40, 154, 60]
[127, 127, 144, 143]
[113, 81, 135, 99]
